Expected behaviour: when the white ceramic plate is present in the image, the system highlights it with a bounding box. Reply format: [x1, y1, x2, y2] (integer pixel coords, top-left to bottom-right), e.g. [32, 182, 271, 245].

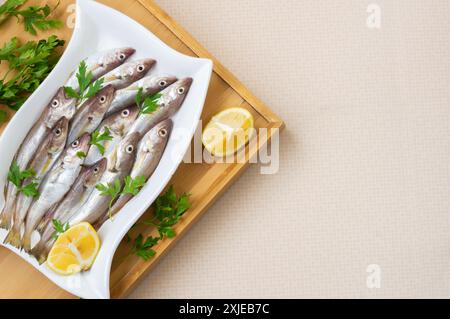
[0, 0, 212, 299]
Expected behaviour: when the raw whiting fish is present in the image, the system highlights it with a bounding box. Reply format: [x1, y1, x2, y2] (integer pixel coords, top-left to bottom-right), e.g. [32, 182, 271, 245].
[84, 105, 139, 166]
[106, 75, 177, 116]
[3, 118, 69, 247]
[31, 158, 108, 263]
[68, 133, 140, 226]
[21, 134, 91, 252]
[96, 119, 172, 228]
[67, 85, 115, 143]
[0, 89, 76, 229]
[65, 48, 135, 91]
[127, 77, 192, 136]
[99, 58, 156, 90]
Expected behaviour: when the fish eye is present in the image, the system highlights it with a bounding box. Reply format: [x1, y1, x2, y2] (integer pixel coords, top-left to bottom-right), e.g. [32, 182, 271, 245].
[99, 96, 107, 103]
[159, 80, 167, 87]
[158, 128, 167, 137]
[137, 65, 145, 72]
[119, 53, 126, 60]
[177, 87, 185, 95]
[93, 167, 99, 173]
[121, 109, 130, 117]
[71, 140, 80, 148]
[55, 128, 62, 136]
[126, 145, 134, 153]
[51, 100, 59, 108]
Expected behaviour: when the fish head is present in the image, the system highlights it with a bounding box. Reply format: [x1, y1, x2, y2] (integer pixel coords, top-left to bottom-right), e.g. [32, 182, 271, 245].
[84, 158, 107, 187]
[142, 119, 173, 153]
[87, 85, 116, 118]
[64, 133, 91, 164]
[115, 132, 140, 171]
[100, 47, 135, 70]
[44, 87, 77, 128]
[103, 105, 139, 136]
[142, 75, 178, 94]
[48, 117, 69, 154]
[117, 58, 156, 82]
[159, 77, 193, 111]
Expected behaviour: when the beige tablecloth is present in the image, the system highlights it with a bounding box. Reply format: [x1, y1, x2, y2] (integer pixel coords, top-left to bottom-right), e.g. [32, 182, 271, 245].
[129, 0, 450, 298]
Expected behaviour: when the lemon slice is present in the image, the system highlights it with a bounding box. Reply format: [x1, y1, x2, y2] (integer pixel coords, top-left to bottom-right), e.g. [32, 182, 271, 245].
[47, 222, 101, 275]
[202, 107, 254, 157]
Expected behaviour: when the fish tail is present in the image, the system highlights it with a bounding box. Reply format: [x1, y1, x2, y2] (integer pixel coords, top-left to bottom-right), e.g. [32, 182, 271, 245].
[0, 212, 12, 230]
[21, 233, 32, 253]
[31, 241, 52, 265]
[3, 225, 21, 248]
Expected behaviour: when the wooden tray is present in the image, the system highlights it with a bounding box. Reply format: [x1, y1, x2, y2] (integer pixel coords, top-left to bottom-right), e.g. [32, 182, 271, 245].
[0, 0, 284, 299]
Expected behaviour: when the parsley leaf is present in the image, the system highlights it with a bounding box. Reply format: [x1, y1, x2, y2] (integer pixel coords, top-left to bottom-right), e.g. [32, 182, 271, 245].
[138, 93, 162, 115]
[76, 151, 87, 159]
[90, 127, 113, 155]
[7, 161, 39, 197]
[0, 0, 62, 35]
[129, 186, 191, 261]
[51, 218, 69, 240]
[64, 60, 104, 102]
[122, 176, 146, 196]
[96, 179, 122, 219]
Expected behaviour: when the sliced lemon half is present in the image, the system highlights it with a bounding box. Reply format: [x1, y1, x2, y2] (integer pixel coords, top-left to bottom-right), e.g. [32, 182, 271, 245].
[47, 222, 101, 276]
[202, 107, 255, 157]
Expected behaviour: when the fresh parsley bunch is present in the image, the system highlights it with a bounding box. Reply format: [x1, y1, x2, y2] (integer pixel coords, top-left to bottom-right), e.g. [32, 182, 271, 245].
[0, 35, 65, 110]
[0, 0, 62, 35]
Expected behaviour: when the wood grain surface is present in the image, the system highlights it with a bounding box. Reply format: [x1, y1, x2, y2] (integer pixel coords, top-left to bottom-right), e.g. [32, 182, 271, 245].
[0, 0, 283, 299]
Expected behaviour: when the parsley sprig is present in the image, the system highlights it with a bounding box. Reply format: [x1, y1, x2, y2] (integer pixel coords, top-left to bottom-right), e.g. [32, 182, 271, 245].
[51, 218, 69, 240]
[90, 127, 113, 155]
[96, 175, 147, 219]
[7, 161, 39, 197]
[129, 186, 190, 261]
[64, 60, 104, 102]
[95, 179, 122, 219]
[0, 35, 64, 110]
[0, 0, 63, 35]
[135, 87, 162, 115]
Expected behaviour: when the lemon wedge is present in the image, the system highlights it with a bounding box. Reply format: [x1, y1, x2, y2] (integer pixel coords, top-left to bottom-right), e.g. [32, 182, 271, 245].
[202, 107, 254, 157]
[47, 222, 100, 275]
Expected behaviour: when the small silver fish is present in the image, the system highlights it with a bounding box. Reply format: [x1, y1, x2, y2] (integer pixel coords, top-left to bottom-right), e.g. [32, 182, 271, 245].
[31, 158, 107, 264]
[84, 105, 139, 166]
[68, 85, 115, 143]
[65, 48, 135, 91]
[21, 134, 91, 252]
[96, 119, 172, 228]
[106, 75, 177, 116]
[3, 118, 69, 248]
[127, 78, 192, 136]
[0, 88, 76, 229]
[98, 58, 156, 90]
[68, 133, 140, 226]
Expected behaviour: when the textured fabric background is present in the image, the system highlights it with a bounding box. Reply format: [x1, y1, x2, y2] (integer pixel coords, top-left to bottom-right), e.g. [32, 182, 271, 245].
[129, 0, 450, 298]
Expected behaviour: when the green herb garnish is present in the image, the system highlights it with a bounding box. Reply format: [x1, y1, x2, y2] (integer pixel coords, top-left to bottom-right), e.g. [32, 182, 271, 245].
[0, 35, 64, 110]
[76, 151, 87, 159]
[64, 60, 104, 102]
[7, 161, 39, 197]
[137, 92, 162, 115]
[129, 186, 190, 261]
[90, 127, 113, 155]
[0, 0, 63, 35]
[51, 218, 69, 240]
[122, 176, 146, 196]
[95, 179, 122, 219]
